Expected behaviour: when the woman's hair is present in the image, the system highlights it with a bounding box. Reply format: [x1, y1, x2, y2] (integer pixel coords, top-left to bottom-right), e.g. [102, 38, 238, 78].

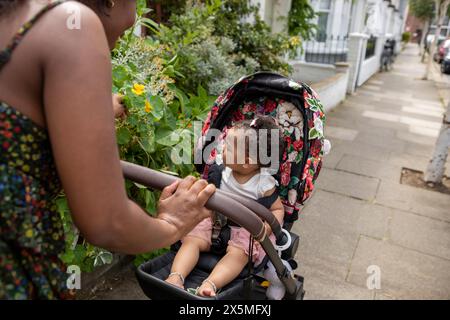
[0, 0, 110, 16]
[0, 0, 25, 15]
[232, 116, 285, 168]
[77, 0, 110, 14]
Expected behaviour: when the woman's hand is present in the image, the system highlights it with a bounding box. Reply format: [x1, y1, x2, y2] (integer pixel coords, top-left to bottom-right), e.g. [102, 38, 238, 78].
[112, 93, 127, 119]
[157, 176, 216, 239]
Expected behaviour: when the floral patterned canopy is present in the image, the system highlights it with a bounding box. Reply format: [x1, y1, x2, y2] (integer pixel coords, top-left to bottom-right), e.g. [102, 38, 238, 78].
[196, 72, 329, 223]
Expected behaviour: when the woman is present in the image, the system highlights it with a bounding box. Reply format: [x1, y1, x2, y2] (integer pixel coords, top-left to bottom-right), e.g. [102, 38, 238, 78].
[0, 0, 215, 299]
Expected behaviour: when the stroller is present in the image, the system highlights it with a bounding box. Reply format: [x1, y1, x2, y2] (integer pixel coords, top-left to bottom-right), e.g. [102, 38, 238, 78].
[123, 72, 327, 300]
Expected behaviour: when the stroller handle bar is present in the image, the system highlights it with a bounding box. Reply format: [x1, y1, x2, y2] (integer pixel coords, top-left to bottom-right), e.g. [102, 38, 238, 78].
[215, 189, 285, 244]
[121, 161, 266, 240]
[121, 161, 299, 297]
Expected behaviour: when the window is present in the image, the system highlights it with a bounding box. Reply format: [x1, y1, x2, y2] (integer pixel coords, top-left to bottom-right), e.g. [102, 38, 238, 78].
[319, 0, 331, 10]
[317, 12, 329, 41]
[365, 36, 377, 59]
[312, 0, 332, 41]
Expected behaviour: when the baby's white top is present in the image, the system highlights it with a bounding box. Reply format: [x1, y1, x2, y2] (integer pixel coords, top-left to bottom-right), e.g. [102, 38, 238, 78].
[220, 166, 278, 200]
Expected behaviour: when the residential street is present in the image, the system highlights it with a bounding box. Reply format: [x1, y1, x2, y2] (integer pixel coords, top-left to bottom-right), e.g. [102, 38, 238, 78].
[294, 43, 450, 299]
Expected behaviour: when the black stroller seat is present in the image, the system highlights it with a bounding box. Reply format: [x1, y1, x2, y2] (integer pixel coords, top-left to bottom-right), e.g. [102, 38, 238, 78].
[136, 217, 302, 300]
[137, 251, 266, 300]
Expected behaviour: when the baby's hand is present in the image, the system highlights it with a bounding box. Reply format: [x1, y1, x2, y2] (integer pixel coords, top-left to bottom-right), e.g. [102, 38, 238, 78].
[112, 93, 127, 119]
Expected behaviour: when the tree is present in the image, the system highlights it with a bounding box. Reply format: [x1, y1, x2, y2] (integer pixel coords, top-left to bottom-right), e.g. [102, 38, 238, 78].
[425, 101, 450, 183]
[423, 0, 450, 80]
[422, 0, 450, 183]
[409, 0, 435, 61]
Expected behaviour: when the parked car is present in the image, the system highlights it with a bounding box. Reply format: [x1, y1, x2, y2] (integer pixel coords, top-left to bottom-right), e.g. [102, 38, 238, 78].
[425, 34, 446, 52]
[441, 52, 450, 74]
[434, 38, 450, 63]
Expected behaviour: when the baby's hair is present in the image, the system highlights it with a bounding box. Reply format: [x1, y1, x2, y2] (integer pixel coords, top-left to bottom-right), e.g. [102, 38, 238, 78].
[232, 116, 285, 168]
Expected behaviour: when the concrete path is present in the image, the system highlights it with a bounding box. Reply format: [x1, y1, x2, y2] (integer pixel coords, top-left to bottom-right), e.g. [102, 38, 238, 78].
[293, 43, 450, 299]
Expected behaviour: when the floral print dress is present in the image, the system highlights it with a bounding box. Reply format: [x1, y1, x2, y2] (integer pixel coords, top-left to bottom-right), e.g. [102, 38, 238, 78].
[0, 1, 73, 299]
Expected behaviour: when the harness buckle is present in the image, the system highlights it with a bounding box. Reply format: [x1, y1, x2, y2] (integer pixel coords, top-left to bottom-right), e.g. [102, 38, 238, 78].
[211, 212, 227, 240]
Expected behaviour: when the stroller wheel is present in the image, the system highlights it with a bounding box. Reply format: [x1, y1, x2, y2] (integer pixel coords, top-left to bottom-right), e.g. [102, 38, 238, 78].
[298, 288, 306, 300]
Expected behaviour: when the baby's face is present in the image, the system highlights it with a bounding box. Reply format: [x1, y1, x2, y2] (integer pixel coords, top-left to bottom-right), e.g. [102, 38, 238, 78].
[223, 128, 259, 175]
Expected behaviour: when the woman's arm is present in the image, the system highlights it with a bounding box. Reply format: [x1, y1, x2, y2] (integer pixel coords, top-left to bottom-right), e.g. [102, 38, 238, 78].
[40, 3, 214, 254]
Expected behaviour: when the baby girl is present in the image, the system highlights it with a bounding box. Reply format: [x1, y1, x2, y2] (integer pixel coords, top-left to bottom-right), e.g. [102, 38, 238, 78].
[165, 116, 285, 297]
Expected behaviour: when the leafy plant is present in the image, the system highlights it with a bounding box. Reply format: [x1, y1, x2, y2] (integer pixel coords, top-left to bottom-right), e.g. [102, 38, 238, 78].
[145, 0, 304, 94]
[212, 0, 302, 74]
[402, 32, 412, 43]
[288, 0, 317, 39]
[57, 197, 113, 272]
[150, 0, 255, 95]
[58, 7, 215, 271]
[410, 0, 436, 21]
[111, 22, 216, 265]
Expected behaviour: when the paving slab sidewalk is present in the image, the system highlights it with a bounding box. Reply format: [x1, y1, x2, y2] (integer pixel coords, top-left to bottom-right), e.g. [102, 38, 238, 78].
[293, 43, 450, 300]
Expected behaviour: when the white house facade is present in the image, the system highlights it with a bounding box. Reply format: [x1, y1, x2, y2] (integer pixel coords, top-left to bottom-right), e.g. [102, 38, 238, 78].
[252, 0, 409, 112]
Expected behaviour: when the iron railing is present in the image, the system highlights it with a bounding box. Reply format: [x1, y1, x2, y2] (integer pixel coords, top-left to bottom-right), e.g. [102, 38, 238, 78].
[297, 35, 349, 65]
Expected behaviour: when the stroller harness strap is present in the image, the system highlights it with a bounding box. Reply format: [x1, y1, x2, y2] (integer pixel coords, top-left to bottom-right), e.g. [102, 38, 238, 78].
[207, 163, 278, 242]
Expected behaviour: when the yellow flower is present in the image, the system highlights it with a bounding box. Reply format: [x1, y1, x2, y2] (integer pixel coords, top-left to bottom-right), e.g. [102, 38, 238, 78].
[289, 36, 301, 46]
[25, 229, 33, 238]
[132, 83, 145, 96]
[145, 100, 152, 113]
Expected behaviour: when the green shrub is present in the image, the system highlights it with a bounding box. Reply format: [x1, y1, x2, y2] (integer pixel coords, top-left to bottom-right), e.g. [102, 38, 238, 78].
[58, 197, 114, 272]
[212, 0, 301, 75]
[59, 12, 215, 271]
[150, 0, 303, 95]
[402, 32, 412, 43]
[155, 0, 254, 95]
